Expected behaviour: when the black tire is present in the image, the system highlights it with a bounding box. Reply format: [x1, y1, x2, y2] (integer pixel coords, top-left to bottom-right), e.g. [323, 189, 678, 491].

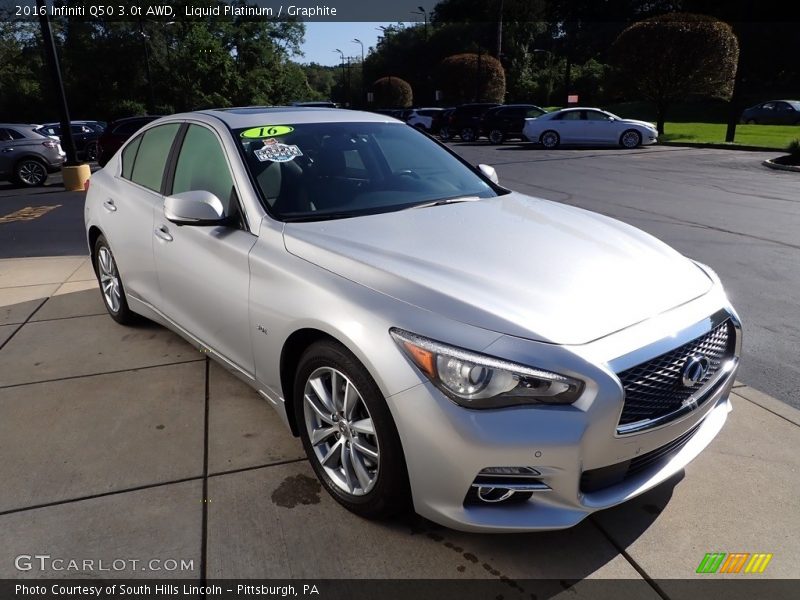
[93, 234, 137, 325]
[439, 128, 452, 142]
[746, 119, 757, 125]
[85, 141, 99, 162]
[620, 129, 642, 149]
[14, 158, 48, 187]
[540, 130, 560, 149]
[294, 340, 411, 519]
[488, 129, 505, 144]
[460, 127, 476, 142]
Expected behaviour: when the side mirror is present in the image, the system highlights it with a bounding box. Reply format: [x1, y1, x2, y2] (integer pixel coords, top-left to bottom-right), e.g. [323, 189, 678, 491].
[164, 190, 226, 226]
[477, 163, 499, 185]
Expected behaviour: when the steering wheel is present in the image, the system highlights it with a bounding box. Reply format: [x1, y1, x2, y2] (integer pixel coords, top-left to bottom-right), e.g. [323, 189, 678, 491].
[395, 169, 421, 180]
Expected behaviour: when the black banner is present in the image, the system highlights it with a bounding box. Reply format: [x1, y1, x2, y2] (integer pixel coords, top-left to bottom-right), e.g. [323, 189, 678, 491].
[3, 579, 799, 600]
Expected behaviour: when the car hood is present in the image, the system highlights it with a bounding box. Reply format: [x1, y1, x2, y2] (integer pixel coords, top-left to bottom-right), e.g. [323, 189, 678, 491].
[620, 118, 656, 130]
[283, 193, 713, 345]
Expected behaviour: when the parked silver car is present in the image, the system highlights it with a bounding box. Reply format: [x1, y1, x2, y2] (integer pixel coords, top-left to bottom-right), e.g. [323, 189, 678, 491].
[85, 107, 741, 532]
[523, 108, 658, 149]
[0, 124, 65, 186]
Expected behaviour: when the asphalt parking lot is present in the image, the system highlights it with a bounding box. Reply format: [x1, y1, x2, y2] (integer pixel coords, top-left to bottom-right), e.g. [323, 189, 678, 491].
[1, 145, 798, 594]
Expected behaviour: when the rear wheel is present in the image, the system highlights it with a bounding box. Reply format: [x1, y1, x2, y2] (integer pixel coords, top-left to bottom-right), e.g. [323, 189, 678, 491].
[14, 158, 48, 187]
[85, 141, 98, 162]
[540, 130, 560, 149]
[294, 340, 410, 519]
[620, 129, 642, 149]
[460, 127, 476, 142]
[93, 235, 137, 325]
[489, 129, 505, 144]
[746, 119, 757, 125]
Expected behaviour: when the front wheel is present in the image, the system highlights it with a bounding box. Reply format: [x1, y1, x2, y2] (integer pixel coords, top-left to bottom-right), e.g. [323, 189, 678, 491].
[488, 129, 505, 144]
[14, 158, 48, 187]
[93, 235, 137, 325]
[620, 129, 642, 149]
[295, 340, 410, 519]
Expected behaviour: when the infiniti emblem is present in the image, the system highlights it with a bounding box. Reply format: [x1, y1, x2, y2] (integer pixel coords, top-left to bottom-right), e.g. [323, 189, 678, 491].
[681, 354, 710, 387]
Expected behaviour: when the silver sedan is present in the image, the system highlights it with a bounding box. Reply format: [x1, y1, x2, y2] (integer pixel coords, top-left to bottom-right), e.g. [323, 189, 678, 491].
[523, 107, 659, 149]
[85, 107, 740, 532]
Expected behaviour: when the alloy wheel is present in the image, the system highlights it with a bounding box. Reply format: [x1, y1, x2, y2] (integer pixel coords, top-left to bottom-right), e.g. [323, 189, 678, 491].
[97, 246, 122, 313]
[489, 129, 504, 144]
[17, 160, 47, 186]
[541, 131, 559, 149]
[303, 367, 380, 496]
[621, 130, 641, 148]
[460, 127, 476, 142]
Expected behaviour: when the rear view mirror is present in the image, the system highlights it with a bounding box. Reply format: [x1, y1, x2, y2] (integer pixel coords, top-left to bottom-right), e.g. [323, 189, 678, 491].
[164, 190, 226, 226]
[477, 163, 499, 185]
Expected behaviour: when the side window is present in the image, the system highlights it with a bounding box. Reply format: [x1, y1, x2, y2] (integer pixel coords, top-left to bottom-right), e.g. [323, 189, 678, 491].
[0, 129, 12, 142]
[130, 123, 180, 192]
[585, 111, 611, 121]
[121, 134, 143, 180]
[559, 111, 583, 121]
[172, 125, 236, 212]
[762, 102, 775, 110]
[526, 108, 543, 118]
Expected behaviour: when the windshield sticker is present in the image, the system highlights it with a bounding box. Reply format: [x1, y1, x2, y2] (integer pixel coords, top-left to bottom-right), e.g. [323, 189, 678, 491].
[241, 125, 294, 139]
[254, 138, 303, 163]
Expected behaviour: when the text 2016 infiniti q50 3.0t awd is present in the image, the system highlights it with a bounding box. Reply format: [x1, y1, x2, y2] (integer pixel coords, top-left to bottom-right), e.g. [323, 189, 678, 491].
[85, 107, 741, 532]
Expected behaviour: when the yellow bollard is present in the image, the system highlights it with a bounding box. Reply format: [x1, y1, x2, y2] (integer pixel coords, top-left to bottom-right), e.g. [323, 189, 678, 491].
[61, 164, 92, 191]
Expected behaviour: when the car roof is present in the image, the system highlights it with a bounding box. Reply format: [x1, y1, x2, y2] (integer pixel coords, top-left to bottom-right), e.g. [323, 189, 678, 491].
[0, 123, 38, 128]
[194, 107, 398, 128]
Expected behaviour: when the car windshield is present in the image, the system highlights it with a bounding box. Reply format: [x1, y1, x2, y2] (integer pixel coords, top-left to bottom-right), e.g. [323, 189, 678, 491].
[235, 122, 498, 221]
[788, 101, 800, 110]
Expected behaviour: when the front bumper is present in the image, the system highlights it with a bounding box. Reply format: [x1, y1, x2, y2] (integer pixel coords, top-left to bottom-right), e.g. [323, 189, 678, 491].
[385, 299, 740, 532]
[390, 367, 735, 532]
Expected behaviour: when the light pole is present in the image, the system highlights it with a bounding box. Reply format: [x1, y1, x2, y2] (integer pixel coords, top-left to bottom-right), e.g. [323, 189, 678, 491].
[411, 7, 428, 37]
[352, 38, 364, 107]
[333, 48, 345, 105]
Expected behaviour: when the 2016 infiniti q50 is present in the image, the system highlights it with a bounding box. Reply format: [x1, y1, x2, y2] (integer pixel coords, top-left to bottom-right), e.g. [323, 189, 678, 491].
[85, 107, 741, 532]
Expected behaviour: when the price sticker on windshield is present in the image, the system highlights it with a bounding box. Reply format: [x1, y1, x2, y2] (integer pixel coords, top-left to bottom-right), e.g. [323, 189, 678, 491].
[241, 125, 294, 138]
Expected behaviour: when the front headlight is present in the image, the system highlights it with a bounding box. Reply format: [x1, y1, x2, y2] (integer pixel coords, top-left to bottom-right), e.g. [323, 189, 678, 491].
[390, 329, 584, 409]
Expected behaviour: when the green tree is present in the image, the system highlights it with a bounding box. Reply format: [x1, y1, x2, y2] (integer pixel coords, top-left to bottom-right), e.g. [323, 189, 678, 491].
[437, 53, 506, 104]
[611, 12, 739, 134]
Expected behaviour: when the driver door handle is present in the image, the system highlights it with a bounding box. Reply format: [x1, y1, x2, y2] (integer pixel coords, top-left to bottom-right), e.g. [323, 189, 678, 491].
[154, 225, 173, 242]
[102, 199, 117, 212]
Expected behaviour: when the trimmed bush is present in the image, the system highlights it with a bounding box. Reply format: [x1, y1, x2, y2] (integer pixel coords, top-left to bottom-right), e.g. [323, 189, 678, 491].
[437, 53, 506, 104]
[372, 76, 413, 108]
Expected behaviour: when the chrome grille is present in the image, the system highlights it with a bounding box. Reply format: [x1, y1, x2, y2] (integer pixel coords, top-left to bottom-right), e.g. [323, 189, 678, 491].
[617, 320, 734, 427]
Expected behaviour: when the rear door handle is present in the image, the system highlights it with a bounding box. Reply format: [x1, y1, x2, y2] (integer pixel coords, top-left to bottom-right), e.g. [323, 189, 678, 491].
[102, 199, 117, 212]
[1, 148, 13, 153]
[154, 225, 173, 242]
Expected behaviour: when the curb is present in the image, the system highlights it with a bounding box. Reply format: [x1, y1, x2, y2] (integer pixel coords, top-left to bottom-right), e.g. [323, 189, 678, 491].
[762, 157, 800, 173]
[659, 141, 784, 152]
[732, 384, 800, 427]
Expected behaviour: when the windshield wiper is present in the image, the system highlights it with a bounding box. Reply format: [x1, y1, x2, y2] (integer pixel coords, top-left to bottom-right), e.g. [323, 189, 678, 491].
[282, 212, 360, 222]
[407, 196, 482, 210]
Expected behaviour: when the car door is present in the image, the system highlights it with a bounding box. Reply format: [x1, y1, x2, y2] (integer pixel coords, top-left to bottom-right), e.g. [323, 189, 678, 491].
[0, 128, 15, 177]
[774, 102, 795, 125]
[106, 122, 181, 307]
[758, 102, 776, 124]
[583, 109, 617, 144]
[152, 122, 258, 376]
[554, 110, 585, 143]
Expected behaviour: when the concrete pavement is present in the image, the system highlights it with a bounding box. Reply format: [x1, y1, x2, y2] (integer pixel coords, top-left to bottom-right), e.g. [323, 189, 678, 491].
[0, 256, 798, 592]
